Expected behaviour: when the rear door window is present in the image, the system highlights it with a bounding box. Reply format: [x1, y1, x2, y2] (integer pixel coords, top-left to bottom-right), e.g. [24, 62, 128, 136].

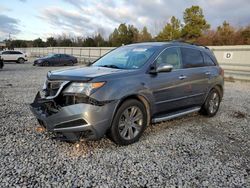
[181, 48, 204, 68]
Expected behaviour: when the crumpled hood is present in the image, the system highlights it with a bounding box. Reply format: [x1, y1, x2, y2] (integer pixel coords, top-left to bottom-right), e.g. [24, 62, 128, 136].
[47, 66, 131, 81]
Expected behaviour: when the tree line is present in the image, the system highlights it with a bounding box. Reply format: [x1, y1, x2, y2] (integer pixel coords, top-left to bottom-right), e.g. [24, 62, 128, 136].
[5, 5, 250, 48]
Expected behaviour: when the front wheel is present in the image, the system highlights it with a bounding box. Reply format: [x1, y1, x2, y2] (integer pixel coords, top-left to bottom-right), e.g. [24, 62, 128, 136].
[200, 88, 221, 117]
[109, 99, 148, 145]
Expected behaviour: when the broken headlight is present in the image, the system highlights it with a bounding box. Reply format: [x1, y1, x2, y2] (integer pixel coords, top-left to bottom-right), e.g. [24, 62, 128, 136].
[63, 82, 105, 96]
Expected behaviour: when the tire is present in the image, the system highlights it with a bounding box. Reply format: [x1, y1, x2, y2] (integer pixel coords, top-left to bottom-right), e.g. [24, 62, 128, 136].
[200, 88, 221, 117]
[70, 60, 74, 66]
[43, 61, 49, 66]
[0, 60, 3, 69]
[109, 99, 148, 145]
[17, 58, 25, 64]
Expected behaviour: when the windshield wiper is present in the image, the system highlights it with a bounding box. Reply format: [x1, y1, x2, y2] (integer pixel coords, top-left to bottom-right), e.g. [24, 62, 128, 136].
[99, 65, 121, 69]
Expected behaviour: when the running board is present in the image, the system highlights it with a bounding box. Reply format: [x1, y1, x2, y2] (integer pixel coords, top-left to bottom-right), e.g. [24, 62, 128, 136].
[152, 107, 201, 123]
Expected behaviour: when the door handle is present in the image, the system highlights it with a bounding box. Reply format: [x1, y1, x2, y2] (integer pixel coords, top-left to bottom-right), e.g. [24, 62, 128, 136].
[179, 75, 187, 80]
[205, 71, 211, 75]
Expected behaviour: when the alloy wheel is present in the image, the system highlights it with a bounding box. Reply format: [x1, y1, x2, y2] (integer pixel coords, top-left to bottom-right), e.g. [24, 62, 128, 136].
[208, 92, 219, 114]
[118, 106, 143, 140]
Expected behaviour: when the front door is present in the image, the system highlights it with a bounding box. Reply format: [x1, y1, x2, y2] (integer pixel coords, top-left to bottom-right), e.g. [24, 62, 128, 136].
[148, 47, 193, 115]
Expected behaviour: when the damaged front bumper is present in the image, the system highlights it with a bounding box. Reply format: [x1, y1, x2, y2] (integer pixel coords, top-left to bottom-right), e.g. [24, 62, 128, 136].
[30, 92, 117, 141]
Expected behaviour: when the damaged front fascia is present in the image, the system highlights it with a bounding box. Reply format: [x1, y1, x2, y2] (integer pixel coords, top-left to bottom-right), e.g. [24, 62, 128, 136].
[35, 91, 113, 110]
[62, 93, 114, 106]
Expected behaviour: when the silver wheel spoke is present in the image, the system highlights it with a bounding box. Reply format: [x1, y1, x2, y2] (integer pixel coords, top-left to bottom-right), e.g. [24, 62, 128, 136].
[209, 92, 219, 114]
[128, 127, 134, 139]
[118, 122, 126, 129]
[133, 113, 142, 122]
[132, 123, 141, 131]
[130, 107, 137, 117]
[120, 127, 128, 137]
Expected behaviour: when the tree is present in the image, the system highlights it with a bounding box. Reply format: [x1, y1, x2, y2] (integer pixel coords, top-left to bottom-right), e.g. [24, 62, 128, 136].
[109, 24, 139, 46]
[7, 40, 28, 48]
[214, 21, 235, 45]
[138, 26, 152, 42]
[182, 6, 210, 41]
[33, 38, 45, 47]
[239, 26, 250, 44]
[46, 37, 57, 47]
[59, 38, 73, 47]
[128, 25, 139, 43]
[117, 23, 130, 45]
[196, 30, 216, 45]
[109, 28, 120, 46]
[156, 16, 181, 41]
[93, 33, 107, 47]
[83, 37, 96, 47]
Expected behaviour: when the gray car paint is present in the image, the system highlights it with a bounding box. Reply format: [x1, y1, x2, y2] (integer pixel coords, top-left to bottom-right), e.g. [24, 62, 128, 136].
[30, 42, 224, 141]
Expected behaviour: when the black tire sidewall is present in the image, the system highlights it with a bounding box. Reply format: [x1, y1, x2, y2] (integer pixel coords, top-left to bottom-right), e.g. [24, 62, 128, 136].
[110, 99, 148, 145]
[43, 61, 49, 66]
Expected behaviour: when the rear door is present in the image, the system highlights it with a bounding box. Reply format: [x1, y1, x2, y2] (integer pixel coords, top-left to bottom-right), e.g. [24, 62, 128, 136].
[180, 47, 209, 106]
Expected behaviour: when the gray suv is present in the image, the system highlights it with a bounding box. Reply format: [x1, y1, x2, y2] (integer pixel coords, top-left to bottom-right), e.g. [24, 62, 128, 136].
[30, 42, 224, 145]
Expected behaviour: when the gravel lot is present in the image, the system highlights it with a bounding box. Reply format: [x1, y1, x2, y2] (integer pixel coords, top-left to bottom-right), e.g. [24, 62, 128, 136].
[0, 62, 250, 187]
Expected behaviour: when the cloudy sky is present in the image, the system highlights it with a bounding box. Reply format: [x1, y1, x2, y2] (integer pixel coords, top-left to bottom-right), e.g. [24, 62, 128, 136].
[0, 0, 250, 40]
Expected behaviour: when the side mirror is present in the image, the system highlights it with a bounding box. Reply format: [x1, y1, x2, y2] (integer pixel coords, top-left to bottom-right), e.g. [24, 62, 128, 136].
[156, 64, 173, 73]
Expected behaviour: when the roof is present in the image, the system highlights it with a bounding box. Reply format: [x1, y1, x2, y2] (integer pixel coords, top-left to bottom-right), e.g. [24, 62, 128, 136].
[126, 41, 210, 52]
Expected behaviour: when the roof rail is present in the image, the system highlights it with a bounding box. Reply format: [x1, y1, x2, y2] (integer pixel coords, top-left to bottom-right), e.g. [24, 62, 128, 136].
[171, 40, 210, 50]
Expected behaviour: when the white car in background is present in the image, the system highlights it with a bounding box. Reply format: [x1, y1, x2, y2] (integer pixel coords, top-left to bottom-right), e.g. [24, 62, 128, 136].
[0, 50, 28, 63]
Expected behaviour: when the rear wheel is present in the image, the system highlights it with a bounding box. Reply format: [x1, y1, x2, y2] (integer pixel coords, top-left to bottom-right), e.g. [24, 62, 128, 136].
[109, 99, 148, 145]
[43, 61, 49, 66]
[200, 88, 221, 117]
[17, 58, 25, 64]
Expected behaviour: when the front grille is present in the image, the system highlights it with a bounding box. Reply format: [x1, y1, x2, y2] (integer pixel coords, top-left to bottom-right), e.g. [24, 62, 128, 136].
[46, 81, 64, 97]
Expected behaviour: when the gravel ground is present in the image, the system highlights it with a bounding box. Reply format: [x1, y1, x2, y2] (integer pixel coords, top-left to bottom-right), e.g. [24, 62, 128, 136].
[0, 62, 250, 187]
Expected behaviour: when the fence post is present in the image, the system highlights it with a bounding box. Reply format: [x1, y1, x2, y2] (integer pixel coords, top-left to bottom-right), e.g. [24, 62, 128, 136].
[80, 48, 82, 64]
[89, 48, 91, 63]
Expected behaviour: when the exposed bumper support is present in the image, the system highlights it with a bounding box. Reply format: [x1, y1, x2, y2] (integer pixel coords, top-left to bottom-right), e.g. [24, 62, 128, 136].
[30, 92, 117, 141]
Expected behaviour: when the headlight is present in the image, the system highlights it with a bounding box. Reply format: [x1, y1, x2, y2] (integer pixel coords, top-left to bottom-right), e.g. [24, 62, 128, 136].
[63, 82, 105, 96]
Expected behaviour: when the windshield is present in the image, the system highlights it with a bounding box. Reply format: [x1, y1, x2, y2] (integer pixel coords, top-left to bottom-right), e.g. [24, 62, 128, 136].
[92, 45, 159, 69]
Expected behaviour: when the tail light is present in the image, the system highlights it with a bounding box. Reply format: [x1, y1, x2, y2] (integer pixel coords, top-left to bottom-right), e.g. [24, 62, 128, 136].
[219, 67, 224, 77]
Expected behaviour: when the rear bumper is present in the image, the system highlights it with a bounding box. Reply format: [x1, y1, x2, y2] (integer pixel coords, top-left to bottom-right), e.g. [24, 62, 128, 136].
[30, 92, 117, 141]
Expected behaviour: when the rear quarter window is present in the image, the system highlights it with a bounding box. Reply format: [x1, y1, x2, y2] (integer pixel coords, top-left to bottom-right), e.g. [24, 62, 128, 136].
[203, 52, 216, 66]
[181, 48, 204, 68]
[2, 51, 10, 54]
